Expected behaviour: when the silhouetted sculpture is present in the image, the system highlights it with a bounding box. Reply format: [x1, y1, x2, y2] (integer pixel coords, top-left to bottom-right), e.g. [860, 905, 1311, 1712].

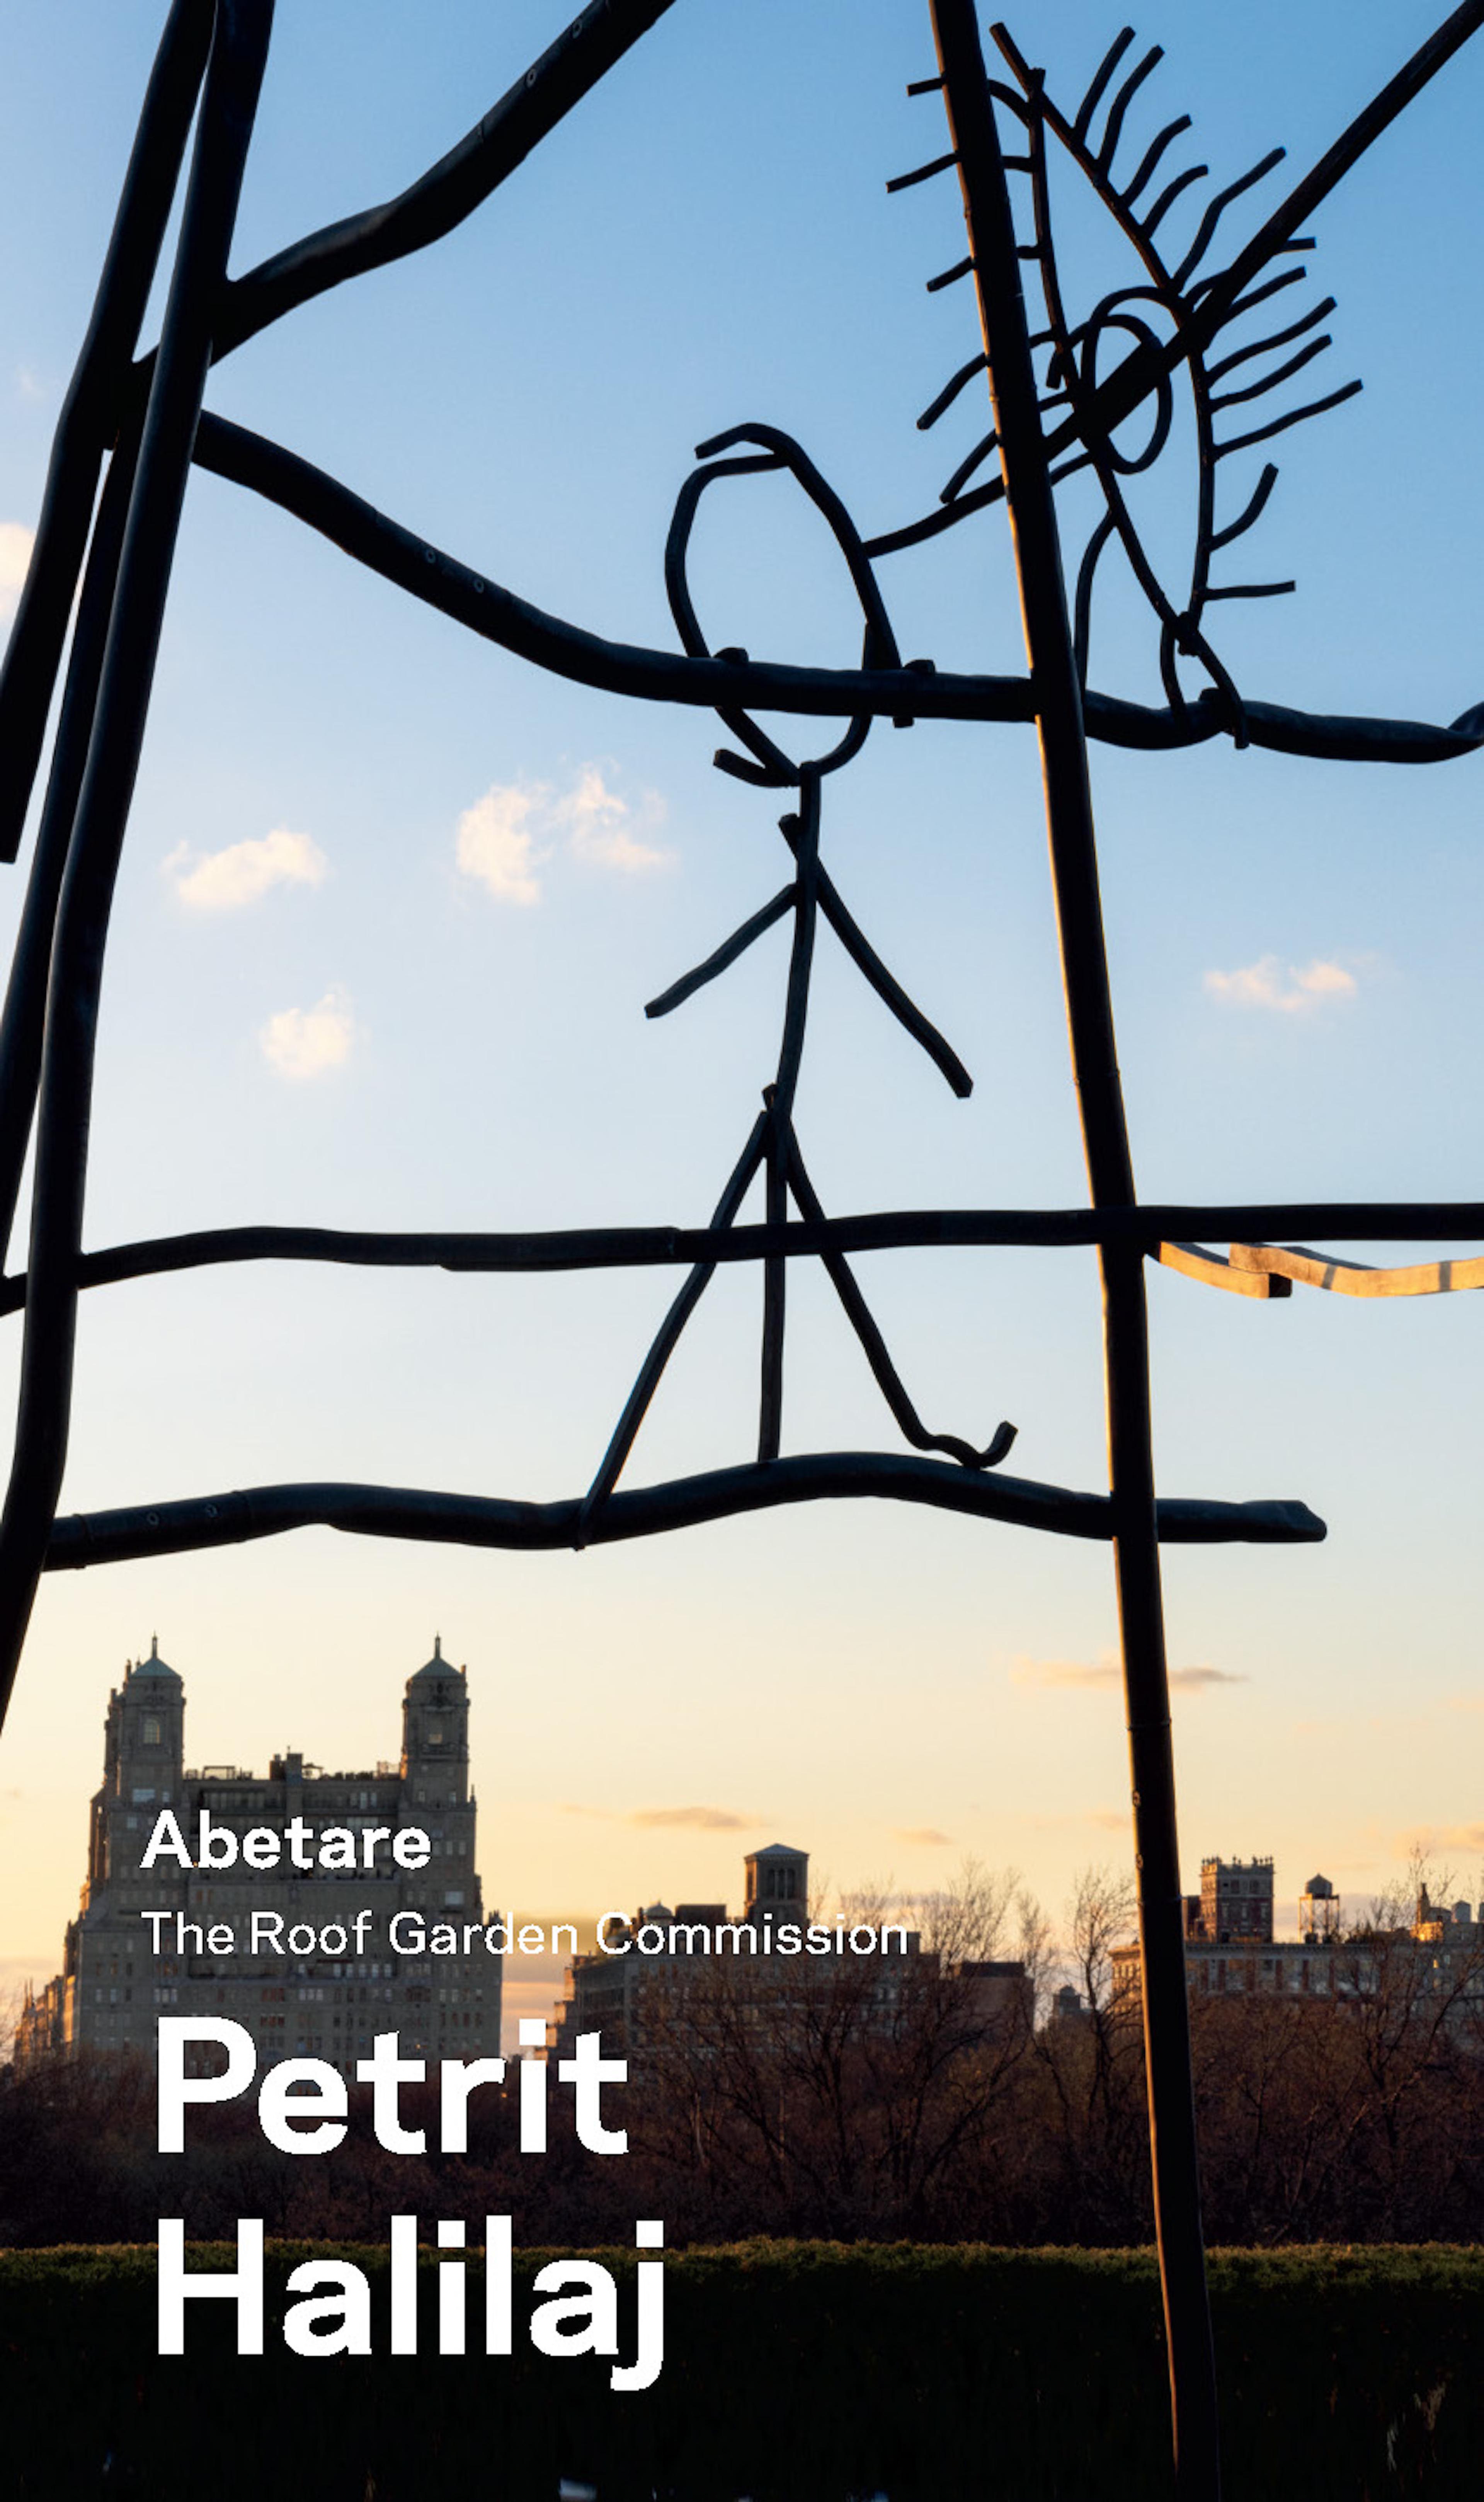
[3, 4, 1483, 2490]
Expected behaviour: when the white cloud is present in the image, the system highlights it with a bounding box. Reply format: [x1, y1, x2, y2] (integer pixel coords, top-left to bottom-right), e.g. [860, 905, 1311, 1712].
[456, 781, 547, 905]
[456, 764, 669, 904]
[259, 987, 356, 1082]
[562, 1801, 757, 1831]
[1395, 1823, 1484, 1859]
[165, 827, 328, 912]
[1012, 1651, 1244, 1694]
[628, 1804, 752, 1831]
[553, 764, 669, 873]
[15, 368, 45, 404]
[0, 521, 35, 623]
[1011, 1653, 1121, 1690]
[1203, 953, 1359, 1014]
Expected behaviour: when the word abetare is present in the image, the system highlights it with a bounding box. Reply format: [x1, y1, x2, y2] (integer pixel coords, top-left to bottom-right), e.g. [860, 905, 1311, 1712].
[141, 1807, 430, 1871]
[157, 2020, 662, 2385]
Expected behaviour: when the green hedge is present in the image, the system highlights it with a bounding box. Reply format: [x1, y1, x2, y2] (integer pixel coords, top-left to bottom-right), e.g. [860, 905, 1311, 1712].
[1, 2242, 1479, 2499]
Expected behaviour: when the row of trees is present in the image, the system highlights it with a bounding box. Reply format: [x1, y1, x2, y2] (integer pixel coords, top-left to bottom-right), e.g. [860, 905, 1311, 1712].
[4, 1862, 1482, 2246]
[623, 1860, 1484, 2245]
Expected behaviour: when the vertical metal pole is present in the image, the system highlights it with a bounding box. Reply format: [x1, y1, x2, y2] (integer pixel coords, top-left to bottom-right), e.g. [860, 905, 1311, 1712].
[0, 0, 276, 1726]
[0, 424, 143, 1264]
[0, 0, 215, 865]
[928, 4, 1220, 2492]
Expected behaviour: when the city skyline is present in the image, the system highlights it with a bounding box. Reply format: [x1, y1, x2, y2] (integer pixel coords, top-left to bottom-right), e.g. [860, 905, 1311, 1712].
[6, 1626, 1474, 2058]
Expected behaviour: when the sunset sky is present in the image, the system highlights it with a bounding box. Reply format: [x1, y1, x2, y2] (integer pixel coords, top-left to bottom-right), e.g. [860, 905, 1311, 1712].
[2, 0, 1483, 2039]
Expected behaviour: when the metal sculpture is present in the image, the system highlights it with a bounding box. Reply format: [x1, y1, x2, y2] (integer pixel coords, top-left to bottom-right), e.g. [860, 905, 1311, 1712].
[2, 1, 1482, 2490]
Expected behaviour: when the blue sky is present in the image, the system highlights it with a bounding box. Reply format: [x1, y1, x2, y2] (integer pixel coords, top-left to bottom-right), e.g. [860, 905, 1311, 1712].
[2, 0, 1483, 2024]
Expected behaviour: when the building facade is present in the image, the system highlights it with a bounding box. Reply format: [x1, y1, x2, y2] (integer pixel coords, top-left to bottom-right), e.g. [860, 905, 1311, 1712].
[1183, 1856, 1275, 1944]
[1117, 1856, 1327, 2011]
[1114, 1935, 1353, 2012]
[14, 1638, 500, 2073]
[546, 1843, 1030, 2057]
[1114, 1859, 1484, 2019]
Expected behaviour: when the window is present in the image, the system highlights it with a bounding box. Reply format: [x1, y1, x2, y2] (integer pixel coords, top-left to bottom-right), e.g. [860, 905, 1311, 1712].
[131, 1786, 155, 1805]
[142, 1715, 162, 1747]
[444, 1890, 465, 1909]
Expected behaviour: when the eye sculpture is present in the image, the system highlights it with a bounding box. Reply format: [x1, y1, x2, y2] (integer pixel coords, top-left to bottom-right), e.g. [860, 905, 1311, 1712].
[578, 422, 1016, 1543]
[880, 22, 1370, 738]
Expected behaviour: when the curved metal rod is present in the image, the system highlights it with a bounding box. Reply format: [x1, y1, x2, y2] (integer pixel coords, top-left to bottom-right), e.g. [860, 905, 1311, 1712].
[1207, 298, 1334, 384]
[758, 773, 824, 1460]
[5, 1199, 1484, 1320]
[1188, 0, 1484, 345]
[1074, 511, 1116, 689]
[0, 0, 276, 1734]
[953, 8, 1484, 551]
[645, 883, 796, 1019]
[1086, 688, 1484, 763]
[941, 425, 1000, 505]
[1205, 580, 1294, 604]
[786, 1131, 1015, 1469]
[1170, 147, 1286, 293]
[664, 424, 902, 783]
[917, 350, 990, 430]
[1139, 166, 1207, 237]
[1074, 26, 1136, 146]
[41, 1455, 1327, 1574]
[1213, 378, 1362, 461]
[1096, 44, 1164, 177]
[1121, 114, 1192, 209]
[883, 0, 1484, 580]
[1154, 1241, 1290, 1300]
[209, 0, 681, 363]
[991, 36, 1245, 717]
[886, 150, 961, 195]
[662, 451, 799, 785]
[194, 409, 1034, 731]
[0, 415, 144, 1264]
[0, 0, 214, 864]
[68, 0, 684, 858]
[926, 252, 976, 294]
[576, 1111, 769, 1539]
[1229, 1242, 1484, 1297]
[189, 413, 1484, 763]
[1208, 463, 1279, 551]
[775, 815, 974, 1097]
[865, 449, 1094, 554]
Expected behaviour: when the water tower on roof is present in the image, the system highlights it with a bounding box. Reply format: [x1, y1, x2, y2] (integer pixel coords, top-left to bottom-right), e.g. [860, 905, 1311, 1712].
[1299, 1873, 1339, 1942]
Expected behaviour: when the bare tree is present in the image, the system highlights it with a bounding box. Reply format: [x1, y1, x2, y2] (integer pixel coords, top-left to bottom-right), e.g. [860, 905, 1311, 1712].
[631, 1861, 1043, 2236]
[1032, 1865, 1150, 2240]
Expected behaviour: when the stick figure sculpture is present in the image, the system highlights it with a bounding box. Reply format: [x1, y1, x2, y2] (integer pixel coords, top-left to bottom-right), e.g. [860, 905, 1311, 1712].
[580, 421, 1014, 1535]
[2, 3, 1482, 2490]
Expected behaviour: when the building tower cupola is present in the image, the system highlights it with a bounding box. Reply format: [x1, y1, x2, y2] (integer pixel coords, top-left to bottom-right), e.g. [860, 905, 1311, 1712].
[108, 1633, 184, 1797]
[401, 1633, 470, 1770]
[744, 1843, 809, 1920]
